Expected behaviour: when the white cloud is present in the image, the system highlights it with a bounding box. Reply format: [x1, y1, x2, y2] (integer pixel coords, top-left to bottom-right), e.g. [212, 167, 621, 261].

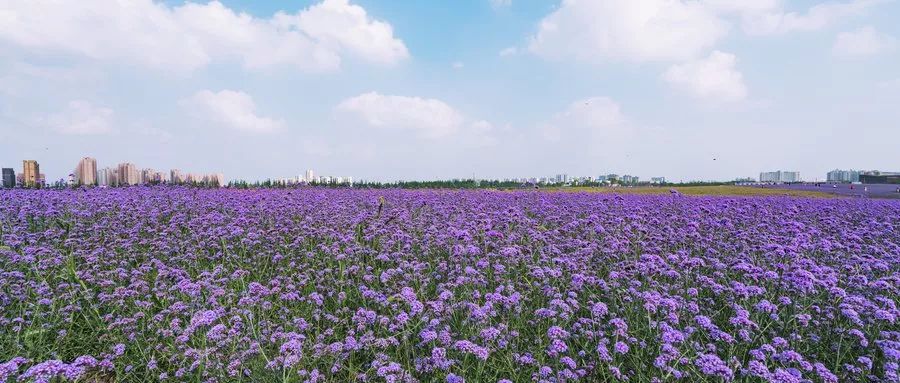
[557, 97, 628, 129]
[271, 0, 409, 66]
[46, 101, 115, 135]
[182, 90, 285, 133]
[0, 0, 408, 73]
[663, 51, 747, 102]
[467, 120, 499, 147]
[700, 0, 780, 14]
[740, 0, 887, 36]
[499, 47, 518, 57]
[138, 126, 174, 143]
[541, 97, 629, 141]
[833, 26, 895, 57]
[335, 92, 464, 138]
[490, 0, 512, 9]
[528, 0, 728, 63]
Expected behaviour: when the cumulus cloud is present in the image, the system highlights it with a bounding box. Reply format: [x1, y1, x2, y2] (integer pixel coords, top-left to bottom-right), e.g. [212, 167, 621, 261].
[663, 51, 747, 102]
[740, 0, 887, 36]
[528, 0, 728, 63]
[833, 26, 895, 57]
[335, 92, 465, 138]
[700, 0, 780, 14]
[182, 90, 285, 133]
[526, 0, 889, 65]
[0, 0, 408, 73]
[46, 101, 116, 135]
[541, 97, 629, 142]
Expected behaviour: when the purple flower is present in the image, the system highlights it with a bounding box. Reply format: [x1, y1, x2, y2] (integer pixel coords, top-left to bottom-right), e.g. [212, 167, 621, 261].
[694, 354, 734, 381]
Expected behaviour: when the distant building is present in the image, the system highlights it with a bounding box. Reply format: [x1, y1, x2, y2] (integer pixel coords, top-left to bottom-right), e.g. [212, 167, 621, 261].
[1, 168, 14, 188]
[759, 171, 800, 183]
[650, 177, 666, 184]
[209, 173, 225, 187]
[74, 157, 98, 186]
[98, 167, 116, 186]
[305, 169, 315, 183]
[170, 169, 182, 184]
[117, 163, 139, 185]
[620, 175, 639, 184]
[22, 160, 40, 188]
[826, 169, 860, 183]
[859, 171, 900, 184]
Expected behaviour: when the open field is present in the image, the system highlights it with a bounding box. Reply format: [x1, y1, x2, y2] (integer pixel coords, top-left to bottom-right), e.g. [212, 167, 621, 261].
[547, 185, 838, 198]
[759, 183, 900, 200]
[1, 188, 898, 382]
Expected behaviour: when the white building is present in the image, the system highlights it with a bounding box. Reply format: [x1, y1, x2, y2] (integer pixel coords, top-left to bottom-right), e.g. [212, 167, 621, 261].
[97, 167, 118, 186]
[760, 171, 801, 183]
[826, 169, 860, 183]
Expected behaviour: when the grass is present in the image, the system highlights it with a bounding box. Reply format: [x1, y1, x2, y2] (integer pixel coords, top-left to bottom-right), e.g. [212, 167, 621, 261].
[545, 185, 838, 198]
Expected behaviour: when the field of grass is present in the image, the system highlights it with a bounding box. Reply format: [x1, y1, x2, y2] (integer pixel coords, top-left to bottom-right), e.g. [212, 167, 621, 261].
[549, 185, 837, 198]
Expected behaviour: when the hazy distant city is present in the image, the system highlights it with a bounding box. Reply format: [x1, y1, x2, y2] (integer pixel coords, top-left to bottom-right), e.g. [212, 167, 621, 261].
[3, 157, 898, 190]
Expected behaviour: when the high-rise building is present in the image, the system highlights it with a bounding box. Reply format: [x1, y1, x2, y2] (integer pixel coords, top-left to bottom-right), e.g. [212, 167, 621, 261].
[170, 169, 182, 184]
[98, 167, 115, 186]
[650, 177, 666, 184]
[1, 168, 14, 188]
[117, 163, 139, 185]
[826, 169, 860, 183]
[22, 160, 40, 188]
[74, 157, 98, 186]
[141, 168, 157, 184]
[760, 171, 801, 183]
[2, 168, 14, 188]
[305, 169, 315, 183]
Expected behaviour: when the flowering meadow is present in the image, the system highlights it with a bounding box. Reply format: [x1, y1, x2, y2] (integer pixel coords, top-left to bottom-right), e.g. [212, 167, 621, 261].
[1, 188, 898, 383]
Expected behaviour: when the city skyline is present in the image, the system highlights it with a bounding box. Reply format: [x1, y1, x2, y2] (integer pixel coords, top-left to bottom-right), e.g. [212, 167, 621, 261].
[4, 155, 897, 188]
[1, 1, 899, 181]
[0, 157, 226, 187]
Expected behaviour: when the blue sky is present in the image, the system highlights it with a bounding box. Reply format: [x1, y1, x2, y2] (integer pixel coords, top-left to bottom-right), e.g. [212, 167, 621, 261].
[1, 0, 899, 183]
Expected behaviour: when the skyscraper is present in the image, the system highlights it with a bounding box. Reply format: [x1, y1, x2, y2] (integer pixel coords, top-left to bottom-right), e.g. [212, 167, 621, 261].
[141, 168, 157, 184]
[74, 157, 98, 186]
[170, 169, 182, 184]
[117, 162, 139, 185]
[1, 168, 14, 188]
[22, 160, 40, 188]
[305, 169, 315, 183]
[98, 167, 113, 186]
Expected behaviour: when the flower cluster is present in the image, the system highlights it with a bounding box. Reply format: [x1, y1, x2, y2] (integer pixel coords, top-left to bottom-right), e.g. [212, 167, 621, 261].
[0, 188, 898, 382]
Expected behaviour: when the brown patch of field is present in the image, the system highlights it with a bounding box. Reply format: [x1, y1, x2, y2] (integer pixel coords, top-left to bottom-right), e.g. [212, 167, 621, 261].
[544, 185, 837, 198]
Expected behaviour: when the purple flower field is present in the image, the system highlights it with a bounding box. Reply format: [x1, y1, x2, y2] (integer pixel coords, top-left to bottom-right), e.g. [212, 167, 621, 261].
[1, 188, 898, 382]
